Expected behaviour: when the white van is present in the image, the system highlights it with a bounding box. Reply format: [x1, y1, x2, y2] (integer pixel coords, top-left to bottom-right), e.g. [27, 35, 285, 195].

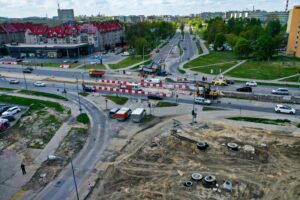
[146, 79, 161, 84]
[131, 108, 146, 123]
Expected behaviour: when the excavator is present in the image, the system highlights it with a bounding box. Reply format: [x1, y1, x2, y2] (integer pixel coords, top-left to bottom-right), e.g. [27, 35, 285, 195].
[194, 81, 223, 99]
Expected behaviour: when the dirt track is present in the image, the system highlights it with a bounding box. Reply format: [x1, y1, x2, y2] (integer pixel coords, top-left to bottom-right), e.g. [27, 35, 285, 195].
[88, 117, 300, 200]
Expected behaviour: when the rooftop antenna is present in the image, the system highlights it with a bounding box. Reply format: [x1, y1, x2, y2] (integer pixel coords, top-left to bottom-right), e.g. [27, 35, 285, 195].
[253, 5, 255, 12]
[58, 0, 60, 10]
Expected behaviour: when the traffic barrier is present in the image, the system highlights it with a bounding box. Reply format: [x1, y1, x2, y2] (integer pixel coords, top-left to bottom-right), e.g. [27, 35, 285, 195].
[1, 61, 18, 65]
[94, 86, 171, 97]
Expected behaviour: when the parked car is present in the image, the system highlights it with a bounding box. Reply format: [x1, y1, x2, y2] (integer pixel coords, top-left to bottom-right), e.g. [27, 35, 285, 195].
[236, 86, 252, 92]
[0, 106, 10, 115]
[114, 107, 132, 121]
[73, 60, 79, 63]
[109, 108, 120, 118]
[34, 81, 46, 87]
[274, 105, 296, 114]
[23, 67, 33, 73]
[1, 106, 21, 117]
[147, 94, 163, 100]
[1, 115, 15, 122]
[9, 79, 20, 84]
[272, 88, 289, 95]
[131, 108, 146, 123]
[195, 97, 211, 105]
[246, 81, 257, 87]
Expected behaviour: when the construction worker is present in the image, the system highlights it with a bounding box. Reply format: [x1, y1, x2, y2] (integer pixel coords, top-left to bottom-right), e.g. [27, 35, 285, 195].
[21, 163, 26, 175]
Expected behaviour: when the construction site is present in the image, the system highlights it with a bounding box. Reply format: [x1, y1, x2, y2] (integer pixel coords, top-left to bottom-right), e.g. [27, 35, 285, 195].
[88, 114, 300, 200]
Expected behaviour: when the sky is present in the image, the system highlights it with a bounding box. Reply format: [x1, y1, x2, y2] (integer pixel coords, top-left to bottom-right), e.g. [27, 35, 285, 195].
[0, 0, 299, 18]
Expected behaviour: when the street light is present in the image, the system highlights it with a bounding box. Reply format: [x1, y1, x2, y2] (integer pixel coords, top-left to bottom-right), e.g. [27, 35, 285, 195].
[192, 73, 198, 124]
[47, 155, 79, 200]
[76, 77, 82, 113]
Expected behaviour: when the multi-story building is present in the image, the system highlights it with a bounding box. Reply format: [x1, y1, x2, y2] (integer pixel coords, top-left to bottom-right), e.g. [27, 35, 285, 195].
[287, 5, 300, 58]
[249, 11, 289, 25]
[199, 12, 225, 21]
[58, 9, 75, 23]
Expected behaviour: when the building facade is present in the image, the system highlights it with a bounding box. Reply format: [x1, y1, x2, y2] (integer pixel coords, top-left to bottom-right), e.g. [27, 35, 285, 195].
[287, 6, 300, 58]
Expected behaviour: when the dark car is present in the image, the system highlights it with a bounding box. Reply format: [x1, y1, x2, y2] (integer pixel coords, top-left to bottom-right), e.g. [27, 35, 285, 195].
[23, 67, 33, 73]
[0, 106, 11, 114]
[73, 60, 79, 63]
[1, 115, 15, 122]
[82, 84, 96, 92]
[147, 94, 163, 100]
[236, 86, 252, 92]
[225, 79, 235, 84]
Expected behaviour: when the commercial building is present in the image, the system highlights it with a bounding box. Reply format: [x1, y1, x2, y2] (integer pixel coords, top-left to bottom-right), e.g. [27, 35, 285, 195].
[287, 6, 300, 58]
[58, 9, 75, 23]
[2, 21, 124, 58]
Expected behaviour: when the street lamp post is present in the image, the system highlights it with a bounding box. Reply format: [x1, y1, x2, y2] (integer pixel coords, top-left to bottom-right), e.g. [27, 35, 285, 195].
[23, 72, 28, 90]
[192, 73, 198, 124]
[76, 78, 82, 113]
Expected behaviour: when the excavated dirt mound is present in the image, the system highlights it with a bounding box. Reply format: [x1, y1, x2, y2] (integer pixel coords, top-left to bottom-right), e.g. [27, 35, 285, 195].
[90, 121, 300, 200]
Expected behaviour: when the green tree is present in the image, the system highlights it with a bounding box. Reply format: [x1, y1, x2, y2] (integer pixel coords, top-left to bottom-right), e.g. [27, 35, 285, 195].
[214, 33, 226, 50]
[234, 38, 252, 58]
[255, 34, 276, 60]
[134, 37, 149, 55]
[266, 19, 281, 37]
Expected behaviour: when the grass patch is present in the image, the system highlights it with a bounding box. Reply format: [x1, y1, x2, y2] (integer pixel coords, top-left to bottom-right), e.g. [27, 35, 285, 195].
[18, 90, 68, 101]
[109, 55, 150, 69]
[156, 101, 178, 107]
[79, 92, 89, 97]
[178, 43, 183, 56]
[184, 51, 236, 68]
[202, 106, 224, 111]
[143, 114, 156, 123]
[81, 64, 106, 70]
[280, 75, 300, 83]
[0, 87, 16, 91]
[129, 59, 152, 70]
[226, 58, 300, 80]
[196, 40, 203, 54]
[228, 116, 291, 126]
[0, 94, 64, 112]
[76, 113, 90, 124]
[23, 62, 79, 68]
[191, 62, 235, 74]
[178, 68, 186, 74]
[106, 95, 128, 105]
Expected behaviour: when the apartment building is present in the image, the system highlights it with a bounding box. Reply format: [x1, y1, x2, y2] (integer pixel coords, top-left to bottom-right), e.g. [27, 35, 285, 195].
[287, 5, 300, 57]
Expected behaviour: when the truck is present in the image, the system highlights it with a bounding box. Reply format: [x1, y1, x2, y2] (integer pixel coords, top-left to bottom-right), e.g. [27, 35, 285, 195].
[89, 69, 105, 78]
[140, 61, 167, 76]
[131, 108, 146, 123]
[114, 107, 132, 121]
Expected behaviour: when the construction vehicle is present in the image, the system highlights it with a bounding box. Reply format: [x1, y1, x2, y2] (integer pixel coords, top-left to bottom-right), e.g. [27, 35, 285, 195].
[194, 81, 223, 99]
[211, 78, 228, 86]
[89, 69, 105, 78]
[140, 60, 167, 76]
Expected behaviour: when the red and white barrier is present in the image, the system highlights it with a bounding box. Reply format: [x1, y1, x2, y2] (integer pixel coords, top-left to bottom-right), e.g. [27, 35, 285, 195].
[1, 61, 18, 65]
[94, 86, 171, 97]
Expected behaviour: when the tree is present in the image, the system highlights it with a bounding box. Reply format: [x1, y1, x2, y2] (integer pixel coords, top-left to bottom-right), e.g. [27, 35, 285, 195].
[214, 33, 226, 50]
[234, 38, 252, 58]
[134, 37, 149, 55]
[255, 34, 276, 60]
[266, 19, 281, 37]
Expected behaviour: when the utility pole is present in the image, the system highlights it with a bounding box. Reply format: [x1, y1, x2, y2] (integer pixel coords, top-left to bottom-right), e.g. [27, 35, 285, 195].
[76, 78, 82, 113]
[23, 72, 28, 90]
[70, 158, 80, 200]
[192, 73, 198, 124]
[143, 46, 145, 62]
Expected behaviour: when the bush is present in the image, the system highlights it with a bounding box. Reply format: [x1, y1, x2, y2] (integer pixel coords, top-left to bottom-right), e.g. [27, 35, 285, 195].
[77, 113, 90, 124]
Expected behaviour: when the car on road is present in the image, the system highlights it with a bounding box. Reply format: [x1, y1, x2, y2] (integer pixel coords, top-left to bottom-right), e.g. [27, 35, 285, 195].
[73, 60, 79, 63]
[212, 79, 228, 86]
[225, 79, 235, 85]
[236, 86, 252, 92]
[34, 81, 46, 87]
[147, 94, 163, 100]
[274, 105, 296, 114]
[1, 106, 21, 117]
[9, 79, 20, 84]
[195, 97, 211, 105]
[23, 67, 33, 73]
[272, 88, 289, 95]
[63, 59, 70, 64]
[246, 81, 257, 87]
[0, 106, 10, 115]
